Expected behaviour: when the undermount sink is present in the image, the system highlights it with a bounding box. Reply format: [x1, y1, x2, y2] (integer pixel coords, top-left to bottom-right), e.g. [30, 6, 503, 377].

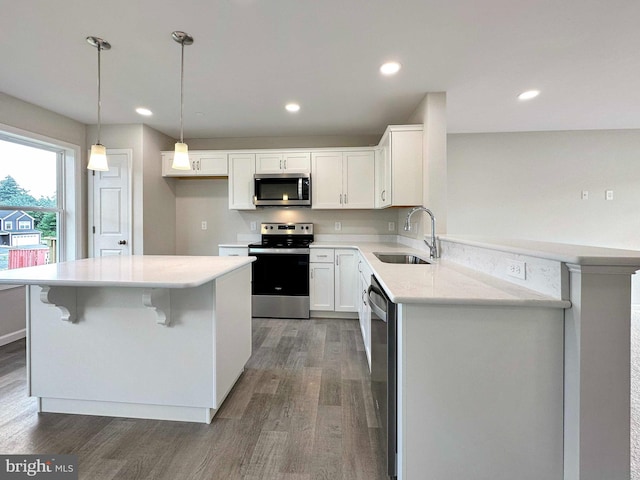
[373, 252, 431, 264]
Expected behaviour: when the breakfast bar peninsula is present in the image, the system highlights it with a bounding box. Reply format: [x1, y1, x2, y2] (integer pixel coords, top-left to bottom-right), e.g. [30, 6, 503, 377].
[0, 255, 255, 424]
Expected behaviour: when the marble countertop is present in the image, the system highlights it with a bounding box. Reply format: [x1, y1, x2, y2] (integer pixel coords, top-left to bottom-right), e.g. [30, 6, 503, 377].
[311, 242, 570, 308]
[0, 255, 255, 288]
[439, 235, 640, 266]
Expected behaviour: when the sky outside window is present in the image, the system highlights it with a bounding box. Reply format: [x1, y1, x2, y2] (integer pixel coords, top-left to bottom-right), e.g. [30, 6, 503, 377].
[0, 139, 57, 203]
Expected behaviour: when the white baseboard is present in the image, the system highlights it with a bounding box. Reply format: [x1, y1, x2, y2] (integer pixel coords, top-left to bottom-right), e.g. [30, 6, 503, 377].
[0, 328, 26, 347]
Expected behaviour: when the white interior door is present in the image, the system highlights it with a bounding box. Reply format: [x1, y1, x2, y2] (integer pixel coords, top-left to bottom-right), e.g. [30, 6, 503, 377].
[90, 150, 132, 257]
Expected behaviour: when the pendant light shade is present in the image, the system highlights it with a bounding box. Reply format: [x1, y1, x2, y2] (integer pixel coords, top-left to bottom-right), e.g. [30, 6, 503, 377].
[86, 36, 111, 171]
[173, 142, 190, 169]
[172, 31, 194, 170]
[88, 144, 108, 171]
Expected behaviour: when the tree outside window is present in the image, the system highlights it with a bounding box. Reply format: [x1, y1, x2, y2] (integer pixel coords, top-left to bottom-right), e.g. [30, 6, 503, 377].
[0, 139, 60, 271]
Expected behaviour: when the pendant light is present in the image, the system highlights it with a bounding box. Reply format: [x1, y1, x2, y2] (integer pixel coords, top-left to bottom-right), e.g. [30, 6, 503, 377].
[172, 31, 194, 170]
[86, 36, 111, 171]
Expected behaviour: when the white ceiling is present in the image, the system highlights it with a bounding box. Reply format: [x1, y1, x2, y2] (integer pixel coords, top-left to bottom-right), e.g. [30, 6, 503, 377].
[2, 0, 640, 139]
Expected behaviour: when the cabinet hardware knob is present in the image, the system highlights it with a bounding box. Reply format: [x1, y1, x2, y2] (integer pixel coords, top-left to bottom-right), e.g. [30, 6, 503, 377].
[118, 240, 127, 245]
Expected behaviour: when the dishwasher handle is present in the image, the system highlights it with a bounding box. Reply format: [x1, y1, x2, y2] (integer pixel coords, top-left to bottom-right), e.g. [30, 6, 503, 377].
[367, 283, 388, 322]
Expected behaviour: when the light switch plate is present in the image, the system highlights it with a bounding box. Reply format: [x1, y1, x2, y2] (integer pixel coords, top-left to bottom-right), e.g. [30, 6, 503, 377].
[201, 221, 207, 230]
[334, 222, 342, 231]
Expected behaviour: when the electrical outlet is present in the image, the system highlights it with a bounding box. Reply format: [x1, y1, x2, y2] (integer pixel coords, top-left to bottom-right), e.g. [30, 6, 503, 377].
[201, 221, 207, 230]
[250, 221, 257, 231]
[334, 222, 342, 231]
[581, 190, 589, 200]
[388, 222, 395, 232]
[605, 190, 614, 200]
[506, 259, 526, 280]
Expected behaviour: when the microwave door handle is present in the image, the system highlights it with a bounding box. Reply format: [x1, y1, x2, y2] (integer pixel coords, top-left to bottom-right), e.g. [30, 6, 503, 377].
[298, 178, 303, 200]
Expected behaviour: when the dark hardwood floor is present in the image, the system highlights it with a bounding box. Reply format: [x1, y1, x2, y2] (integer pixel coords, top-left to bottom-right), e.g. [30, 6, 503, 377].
[0, 318, 386, 480]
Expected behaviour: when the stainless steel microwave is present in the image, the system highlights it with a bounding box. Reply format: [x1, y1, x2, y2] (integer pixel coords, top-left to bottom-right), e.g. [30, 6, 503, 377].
[254, 173, 311, 207]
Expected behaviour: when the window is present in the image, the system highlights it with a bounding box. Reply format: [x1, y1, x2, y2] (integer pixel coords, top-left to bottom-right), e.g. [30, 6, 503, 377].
[0, 137, 62, 270]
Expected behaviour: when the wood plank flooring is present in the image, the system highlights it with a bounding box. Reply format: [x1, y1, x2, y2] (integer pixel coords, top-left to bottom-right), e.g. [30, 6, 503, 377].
[0, 318, 386, 480]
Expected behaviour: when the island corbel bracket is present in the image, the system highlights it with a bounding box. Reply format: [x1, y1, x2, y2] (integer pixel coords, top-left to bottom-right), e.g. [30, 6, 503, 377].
[142, 288, 171, 326]
[40, 286, 77, 323]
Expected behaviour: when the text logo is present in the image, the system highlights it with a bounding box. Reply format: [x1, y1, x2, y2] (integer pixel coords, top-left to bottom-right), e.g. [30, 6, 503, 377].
[0, 455, 77, 479]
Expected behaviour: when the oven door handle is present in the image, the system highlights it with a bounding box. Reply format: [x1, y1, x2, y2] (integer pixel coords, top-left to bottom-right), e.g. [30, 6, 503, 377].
[367, 284, 388, 322]
[249, 248, 310, 255]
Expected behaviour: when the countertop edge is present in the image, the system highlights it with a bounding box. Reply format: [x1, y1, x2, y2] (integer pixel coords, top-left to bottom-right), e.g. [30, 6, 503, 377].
[0, 256, 256, 288]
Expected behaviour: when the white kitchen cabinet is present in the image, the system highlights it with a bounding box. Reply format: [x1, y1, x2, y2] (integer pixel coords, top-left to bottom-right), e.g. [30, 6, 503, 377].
[376, 125, 423, 207]
[228, 153, 256, 210]
[162, 151, 228, 177]
[255, 152, 311, 174]
[357, 255, 372, 369]
[218, 246, 248, 256]
[374, 147, 391, 208]
[334, 249, 358, 312]
[310, 249, 335, 311]
[311, 150, 375, 209]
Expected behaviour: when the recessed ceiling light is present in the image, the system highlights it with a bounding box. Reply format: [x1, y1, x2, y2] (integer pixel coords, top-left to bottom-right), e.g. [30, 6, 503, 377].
[380, 62, 401, 76]
[285, 103, 300, 113]
[135, 107, 153, 116]
[518, 90, 540, 101]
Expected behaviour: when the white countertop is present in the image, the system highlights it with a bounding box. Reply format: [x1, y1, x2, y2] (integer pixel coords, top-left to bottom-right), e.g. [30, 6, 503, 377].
[312, 242, 570, 307]
[0, 255, 255, 288]
[439, 235, 640, 266]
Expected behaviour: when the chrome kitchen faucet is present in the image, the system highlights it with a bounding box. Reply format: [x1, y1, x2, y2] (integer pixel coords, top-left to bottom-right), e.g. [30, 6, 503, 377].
[404, 206, 439, 259]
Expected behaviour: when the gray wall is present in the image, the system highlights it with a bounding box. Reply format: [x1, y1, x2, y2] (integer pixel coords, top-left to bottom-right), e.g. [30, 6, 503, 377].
[87, 124, 176, 255]
[447, 129, 640, 303]
[447, 130, 640, 249]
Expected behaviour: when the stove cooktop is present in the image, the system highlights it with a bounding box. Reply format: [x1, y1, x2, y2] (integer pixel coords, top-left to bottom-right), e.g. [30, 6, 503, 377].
[250, 222, 314, 249]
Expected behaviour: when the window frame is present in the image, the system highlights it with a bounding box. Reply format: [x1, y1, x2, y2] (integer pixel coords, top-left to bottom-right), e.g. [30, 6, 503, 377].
[0, 123, 83, 274]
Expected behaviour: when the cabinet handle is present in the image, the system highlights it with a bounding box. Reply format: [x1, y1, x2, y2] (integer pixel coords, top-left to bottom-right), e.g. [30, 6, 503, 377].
[339, 194, 343, 204]
[310, 269, 314, 279]
[317, 254, 328, 258]
[344, 194, 348, 204]
[358, 260, 362, 273]
[280, 160, 283, 170]
[284, 159, 287, 169]
[336, 256, 340, 266]
[381, 190, 386, 201]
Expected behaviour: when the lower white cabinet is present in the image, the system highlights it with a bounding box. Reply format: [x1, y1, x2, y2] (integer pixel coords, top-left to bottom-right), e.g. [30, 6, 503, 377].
[358, 256, 372, 368]
[334, 249, 358, 312]
[310, 248, 358, 313]
[218, 246, 248, 256]
[310, 262, 335, 311]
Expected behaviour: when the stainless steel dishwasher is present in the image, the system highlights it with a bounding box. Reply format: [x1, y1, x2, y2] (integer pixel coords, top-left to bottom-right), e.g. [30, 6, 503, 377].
[368, 275, 397, 479]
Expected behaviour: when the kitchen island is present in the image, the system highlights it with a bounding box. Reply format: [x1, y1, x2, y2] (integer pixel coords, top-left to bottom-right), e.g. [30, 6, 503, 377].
[0, 255, 254, 424]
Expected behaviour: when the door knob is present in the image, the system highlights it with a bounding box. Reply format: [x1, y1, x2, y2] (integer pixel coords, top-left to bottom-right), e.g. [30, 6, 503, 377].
[118, 240, 127, 245]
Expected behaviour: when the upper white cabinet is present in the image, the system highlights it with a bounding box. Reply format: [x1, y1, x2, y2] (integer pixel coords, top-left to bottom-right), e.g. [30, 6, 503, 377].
[255, 152, 311, 174]
[228, 153, 256, 210]
[162, 151, 228, 177]
[376, 125, 423, 207]
[374, 147, 391, 208]
[311, 150, 375, 209]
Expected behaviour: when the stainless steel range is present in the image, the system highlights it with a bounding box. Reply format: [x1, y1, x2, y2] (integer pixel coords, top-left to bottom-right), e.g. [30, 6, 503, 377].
[248, 223, 314, 319]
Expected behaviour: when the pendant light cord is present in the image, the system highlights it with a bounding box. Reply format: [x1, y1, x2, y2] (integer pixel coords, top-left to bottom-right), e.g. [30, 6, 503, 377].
[97, 43, 102, 145]
[180, 40, 185, 144]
